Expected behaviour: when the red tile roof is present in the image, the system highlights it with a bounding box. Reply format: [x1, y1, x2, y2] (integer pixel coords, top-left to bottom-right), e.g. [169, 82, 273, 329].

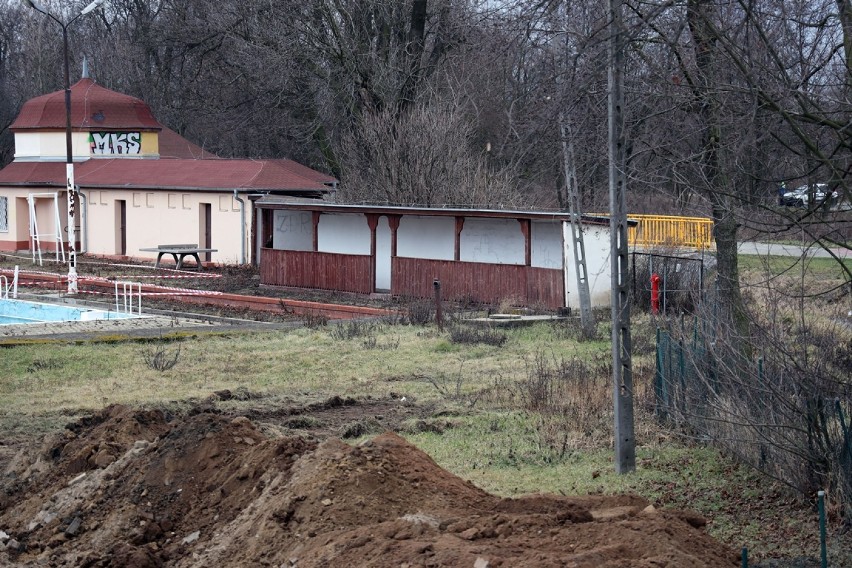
[10, 78, 161, 131]
[266, 159, 338, 185]
[4, 79, 336, 195]
[0, 159, 332, 195]
[158, 126, 219, 159]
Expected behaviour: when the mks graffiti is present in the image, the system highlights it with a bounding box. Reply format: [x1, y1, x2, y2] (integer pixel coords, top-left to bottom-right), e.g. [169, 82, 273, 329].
[89, 132, 141, 155]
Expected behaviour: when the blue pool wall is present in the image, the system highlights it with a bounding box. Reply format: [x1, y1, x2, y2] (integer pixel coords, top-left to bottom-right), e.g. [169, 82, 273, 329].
[0, 299, 137, 324]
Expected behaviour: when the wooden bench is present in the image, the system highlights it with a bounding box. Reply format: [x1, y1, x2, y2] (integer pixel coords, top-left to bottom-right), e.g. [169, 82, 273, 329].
[139, 244, 218, 271]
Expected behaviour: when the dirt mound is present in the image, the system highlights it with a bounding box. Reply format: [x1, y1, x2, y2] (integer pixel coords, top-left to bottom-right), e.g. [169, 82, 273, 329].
[0, 405, 738, 567]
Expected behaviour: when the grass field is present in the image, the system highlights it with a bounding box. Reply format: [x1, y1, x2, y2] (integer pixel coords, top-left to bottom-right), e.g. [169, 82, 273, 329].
[1, 313, 848, 565]
[2, 247, 850, 565]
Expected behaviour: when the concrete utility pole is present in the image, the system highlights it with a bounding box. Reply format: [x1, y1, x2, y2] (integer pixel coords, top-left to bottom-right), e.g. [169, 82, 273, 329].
[607, 0, 636, 474]
[23, 0, 108, 294]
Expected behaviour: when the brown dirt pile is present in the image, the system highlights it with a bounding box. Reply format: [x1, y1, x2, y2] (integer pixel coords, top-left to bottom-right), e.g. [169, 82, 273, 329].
[0, 405, 738, 567]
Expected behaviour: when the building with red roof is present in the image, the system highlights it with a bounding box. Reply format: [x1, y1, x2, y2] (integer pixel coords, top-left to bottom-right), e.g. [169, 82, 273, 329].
[0, 76, 627, 310]
[0, 78, 336, 265]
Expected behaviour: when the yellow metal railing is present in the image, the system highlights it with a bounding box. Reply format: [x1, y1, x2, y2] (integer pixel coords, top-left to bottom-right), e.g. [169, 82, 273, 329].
[591, 214, 714, 250]
[629, 214, 714, 250]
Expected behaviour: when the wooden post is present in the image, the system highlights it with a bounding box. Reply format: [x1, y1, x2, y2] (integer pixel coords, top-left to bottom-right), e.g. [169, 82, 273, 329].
[433, 279, 443, 331]
[454, 217, 464, 261]
[367, 214, 379, 293]
[519, 219, 531, 266]
[311, 211, 320, 252]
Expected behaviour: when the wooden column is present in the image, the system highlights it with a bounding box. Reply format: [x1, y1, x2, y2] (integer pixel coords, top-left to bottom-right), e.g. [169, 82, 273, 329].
[367, 214, 380, 293]
[519, 218, 532, 266]
[388, 215, 401, 257]
[454, 217, 465, 261]
[311, 211, 320, 252]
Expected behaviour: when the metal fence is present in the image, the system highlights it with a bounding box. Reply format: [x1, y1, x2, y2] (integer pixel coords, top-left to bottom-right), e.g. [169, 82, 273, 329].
[631, 252, 706, 314]
[590, 213, 714, 250]
[655, 318, 852, 521]
[629, 214, 714, 250]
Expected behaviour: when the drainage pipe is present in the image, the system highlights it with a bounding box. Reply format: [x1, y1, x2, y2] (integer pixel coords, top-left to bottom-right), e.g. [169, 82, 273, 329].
[233, 190, 246, 264]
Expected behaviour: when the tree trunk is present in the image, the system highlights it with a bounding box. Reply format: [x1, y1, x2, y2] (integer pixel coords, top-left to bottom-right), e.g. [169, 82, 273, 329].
[687, 0, 749, 336]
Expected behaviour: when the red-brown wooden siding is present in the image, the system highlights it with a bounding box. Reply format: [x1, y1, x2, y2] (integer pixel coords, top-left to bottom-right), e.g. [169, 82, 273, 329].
[260, 248, 373, 294]
[392, 257, 564, 308]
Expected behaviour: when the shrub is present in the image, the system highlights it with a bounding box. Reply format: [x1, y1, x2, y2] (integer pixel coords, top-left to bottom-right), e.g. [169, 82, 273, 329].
[329, 319, 381, 341]
[141, 343, 181, 372]
[302, 311, 329, 328]
[406, 299, 433, 326]
[448, 325, 507, 347]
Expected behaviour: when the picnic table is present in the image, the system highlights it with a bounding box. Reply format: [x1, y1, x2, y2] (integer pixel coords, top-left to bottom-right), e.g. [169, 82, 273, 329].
[139, 244, 218, 271]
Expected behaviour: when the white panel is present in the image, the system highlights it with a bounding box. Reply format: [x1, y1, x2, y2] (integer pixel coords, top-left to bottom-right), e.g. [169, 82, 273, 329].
[317, 213, 370, 255]
[273, 209, 313, 251]
[531, 220, 563, 269]
[397, 216, 454, 260]
[13, 132, 91, 160]
[13, 133, 41, 160]
[460, 217, 524, 265]
[564, 225, 612, 308]
[375, 216, 392, 291]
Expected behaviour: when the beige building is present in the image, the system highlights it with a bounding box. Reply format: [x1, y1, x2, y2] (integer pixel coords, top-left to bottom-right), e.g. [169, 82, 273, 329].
[0, 78, 335, 265]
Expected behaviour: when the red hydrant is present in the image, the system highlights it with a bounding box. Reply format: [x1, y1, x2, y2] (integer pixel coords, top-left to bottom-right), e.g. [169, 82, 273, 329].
[650, 273, 661, 314]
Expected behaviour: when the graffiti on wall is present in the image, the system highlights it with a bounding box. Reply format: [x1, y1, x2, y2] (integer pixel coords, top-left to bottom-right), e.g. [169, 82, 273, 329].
[89, 132, 141, 155]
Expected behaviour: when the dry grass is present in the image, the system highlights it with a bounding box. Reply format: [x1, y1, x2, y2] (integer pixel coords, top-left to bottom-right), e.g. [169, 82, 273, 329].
[0, 321, 609, 415]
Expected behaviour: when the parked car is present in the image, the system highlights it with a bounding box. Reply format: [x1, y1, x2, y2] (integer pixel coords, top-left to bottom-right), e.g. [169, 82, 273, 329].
[780, 183, 837, 207]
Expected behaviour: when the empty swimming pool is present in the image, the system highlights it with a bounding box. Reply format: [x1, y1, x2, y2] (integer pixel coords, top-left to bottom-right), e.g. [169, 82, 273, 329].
[0, 299, 140, 326]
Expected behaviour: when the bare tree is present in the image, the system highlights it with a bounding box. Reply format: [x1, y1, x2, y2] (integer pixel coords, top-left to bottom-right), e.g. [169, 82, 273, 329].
[337, 95, 523, 207]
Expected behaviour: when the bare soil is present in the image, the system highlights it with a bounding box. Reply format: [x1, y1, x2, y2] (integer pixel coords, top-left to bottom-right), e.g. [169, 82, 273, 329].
[2, 255, 846, 566]
[0, 403, 740, 567]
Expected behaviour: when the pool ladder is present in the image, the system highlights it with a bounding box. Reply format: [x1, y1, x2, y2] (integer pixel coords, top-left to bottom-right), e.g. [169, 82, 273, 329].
[0, 267, 18, 299]
[114, 281, 143, 315]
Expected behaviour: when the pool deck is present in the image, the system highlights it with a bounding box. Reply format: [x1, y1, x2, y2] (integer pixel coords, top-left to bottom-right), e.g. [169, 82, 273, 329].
[0, 295, 294, 343]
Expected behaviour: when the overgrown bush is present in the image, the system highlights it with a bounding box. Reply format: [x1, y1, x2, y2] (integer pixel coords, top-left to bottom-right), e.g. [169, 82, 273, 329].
[302, 311, 329, 328]
[141, 343, 181, 372]
[421, 364, 491, 408]
[406, 299, 433, 326]
[329, 319, 384, 342]
[655, 291, 852, 518]
[548, 317, 603, 343]
[448, 324, 507, 347]
[361, 334, 400, 350]
[509, 351, 613, 456]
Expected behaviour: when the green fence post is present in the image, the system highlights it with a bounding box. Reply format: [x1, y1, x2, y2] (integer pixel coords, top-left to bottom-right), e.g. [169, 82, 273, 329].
[837, 400, 852, 460]
[818, 490, 827, 568]
[655, 327, 663, 418]
[741, 547, 748, 568]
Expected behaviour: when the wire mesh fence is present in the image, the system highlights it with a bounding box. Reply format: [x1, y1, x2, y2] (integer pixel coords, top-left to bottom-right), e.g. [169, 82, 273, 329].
[655, 313, 852, 522]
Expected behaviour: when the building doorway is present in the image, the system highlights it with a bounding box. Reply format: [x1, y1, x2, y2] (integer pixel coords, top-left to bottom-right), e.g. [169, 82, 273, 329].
[200, 203, 212, 261]
[116, 200, 127, 255]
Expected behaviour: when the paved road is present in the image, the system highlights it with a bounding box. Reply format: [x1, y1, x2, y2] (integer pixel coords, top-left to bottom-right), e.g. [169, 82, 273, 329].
[738, 241, 851, 259]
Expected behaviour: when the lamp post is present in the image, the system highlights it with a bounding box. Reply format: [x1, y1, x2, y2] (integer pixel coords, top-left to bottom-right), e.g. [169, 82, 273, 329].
[22, 0, 106, 294]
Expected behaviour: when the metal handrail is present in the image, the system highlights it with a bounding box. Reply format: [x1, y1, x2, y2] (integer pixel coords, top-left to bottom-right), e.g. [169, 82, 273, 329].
[114, 280, 142, 314]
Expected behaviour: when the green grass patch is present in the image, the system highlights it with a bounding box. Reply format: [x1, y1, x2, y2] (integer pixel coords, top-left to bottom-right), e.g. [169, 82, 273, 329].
[738, 253, 851, 279]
